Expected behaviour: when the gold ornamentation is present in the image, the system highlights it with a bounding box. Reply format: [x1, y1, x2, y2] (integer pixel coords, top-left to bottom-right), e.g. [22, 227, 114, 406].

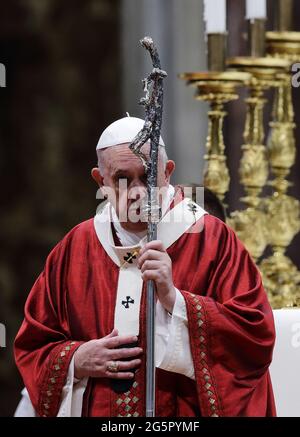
[227, 207, 268, 261]
[190, 295, 220, 417]
[260, 250, 300, 308]
[179, 71, 251, 204]
[120, 249, 140, 269]
[106, 361, 119, 373]
[259, 31, 300, 307]
[266, 31, 300, 63]
[115, 381, 140, 417]
[226, 56, 290, 261]
[40, 341, 79, 417]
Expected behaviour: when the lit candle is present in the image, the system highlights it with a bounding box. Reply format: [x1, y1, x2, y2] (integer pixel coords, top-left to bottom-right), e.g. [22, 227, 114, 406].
[204, 0, 226, 33]
[246, 0, 266, 19]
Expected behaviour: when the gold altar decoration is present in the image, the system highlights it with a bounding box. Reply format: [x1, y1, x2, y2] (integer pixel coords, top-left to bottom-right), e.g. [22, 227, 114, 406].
[266, 31, 300, 63]
[179, 7, 300, 308]
[179, 71, 251, 203]
[226, 56, 290, 261]
[259, 30, 300, 308]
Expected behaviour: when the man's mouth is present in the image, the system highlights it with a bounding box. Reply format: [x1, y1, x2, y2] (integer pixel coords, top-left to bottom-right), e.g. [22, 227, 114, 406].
[127, 202, 146, 223]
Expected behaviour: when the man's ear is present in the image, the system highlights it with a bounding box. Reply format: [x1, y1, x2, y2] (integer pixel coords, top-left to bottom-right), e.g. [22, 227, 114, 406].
[165, 160, 175, 182]
[91, 167, 104, 186]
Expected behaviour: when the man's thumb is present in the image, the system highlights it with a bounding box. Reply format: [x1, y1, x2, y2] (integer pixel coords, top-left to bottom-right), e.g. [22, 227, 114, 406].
[106, 328, 118, 338]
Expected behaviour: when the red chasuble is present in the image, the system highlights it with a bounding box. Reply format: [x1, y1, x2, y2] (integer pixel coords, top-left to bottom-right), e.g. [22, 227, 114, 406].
[14, 186, 276, 417]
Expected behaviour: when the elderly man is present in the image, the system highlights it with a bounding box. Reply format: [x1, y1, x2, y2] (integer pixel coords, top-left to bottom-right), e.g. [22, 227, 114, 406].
[14, 117, 276, 417]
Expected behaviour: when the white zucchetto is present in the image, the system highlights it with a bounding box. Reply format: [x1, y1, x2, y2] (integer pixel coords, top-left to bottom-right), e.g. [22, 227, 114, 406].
[96, 116, 165, 150]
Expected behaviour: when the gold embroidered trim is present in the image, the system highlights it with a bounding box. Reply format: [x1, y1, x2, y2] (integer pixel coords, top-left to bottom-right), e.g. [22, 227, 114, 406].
[190, 294, 220, 417]
[41, 341, 77, 417]
[115, 381, 140, 417]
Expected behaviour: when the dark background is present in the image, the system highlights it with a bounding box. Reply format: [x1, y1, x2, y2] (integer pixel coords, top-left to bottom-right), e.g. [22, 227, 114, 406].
[1, 0, 300, 417]
[0, 0, 122, 416]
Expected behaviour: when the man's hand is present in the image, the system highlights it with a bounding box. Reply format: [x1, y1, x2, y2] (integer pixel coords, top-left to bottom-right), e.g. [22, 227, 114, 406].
[137, 240, 176, 313]
[74, 329, 142, 380]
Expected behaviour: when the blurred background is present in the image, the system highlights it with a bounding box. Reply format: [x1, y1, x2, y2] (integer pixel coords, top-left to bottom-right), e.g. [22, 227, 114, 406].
[1, 0, 300, 416]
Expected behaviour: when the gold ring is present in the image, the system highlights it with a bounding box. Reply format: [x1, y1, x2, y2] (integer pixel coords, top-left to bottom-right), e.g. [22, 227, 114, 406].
[106, 361, 119, 373]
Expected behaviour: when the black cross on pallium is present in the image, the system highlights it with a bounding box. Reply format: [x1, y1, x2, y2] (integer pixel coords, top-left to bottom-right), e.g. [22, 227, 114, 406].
[122, 296, 135, 309]
[188, 202, 198, 214]
[123, 252, 137, 264]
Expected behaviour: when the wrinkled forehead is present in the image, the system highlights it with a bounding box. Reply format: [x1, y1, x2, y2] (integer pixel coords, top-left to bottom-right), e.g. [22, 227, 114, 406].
[99, 142, 151, 172]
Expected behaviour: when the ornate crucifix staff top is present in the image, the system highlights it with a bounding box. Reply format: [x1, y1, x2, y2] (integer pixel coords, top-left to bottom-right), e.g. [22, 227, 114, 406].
[128, 36, 167, 417]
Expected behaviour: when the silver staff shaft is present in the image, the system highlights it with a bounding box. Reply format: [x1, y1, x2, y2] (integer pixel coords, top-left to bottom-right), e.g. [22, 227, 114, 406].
[145, 221, 157, 417]
[145, 125, 162, 417]
[128, 36, 167, 417]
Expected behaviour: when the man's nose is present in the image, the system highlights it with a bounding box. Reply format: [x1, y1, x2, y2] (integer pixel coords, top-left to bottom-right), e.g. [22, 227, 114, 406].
[128, 184, 147, 201]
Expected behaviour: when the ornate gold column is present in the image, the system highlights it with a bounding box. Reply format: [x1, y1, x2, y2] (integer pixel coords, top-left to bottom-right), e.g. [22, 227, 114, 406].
[259, 26, 300, 307]
[226, 57, 289, 261]
[179, 71, 250, 203]
[180, 34, 250, 204]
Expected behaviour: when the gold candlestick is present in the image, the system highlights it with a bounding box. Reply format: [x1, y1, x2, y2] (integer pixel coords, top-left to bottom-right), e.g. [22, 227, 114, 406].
[226, 57, 289, 261]
[207, 33, 227, 71]
[266, 31, 300, 62]
[275, 0, 294, 32]
[259, 27, 300, 308]
[180, 71, 250, 203]
[180, 33, 250, 204]
[248, 18, 266, 57]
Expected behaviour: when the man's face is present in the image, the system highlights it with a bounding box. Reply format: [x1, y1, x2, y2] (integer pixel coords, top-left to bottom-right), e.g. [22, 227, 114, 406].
[92, 143, 175, 232]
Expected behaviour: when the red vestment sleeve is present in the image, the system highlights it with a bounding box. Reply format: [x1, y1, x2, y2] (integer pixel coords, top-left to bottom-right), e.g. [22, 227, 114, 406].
[181, 216, 276, 417]
[14, 241, 84, 417]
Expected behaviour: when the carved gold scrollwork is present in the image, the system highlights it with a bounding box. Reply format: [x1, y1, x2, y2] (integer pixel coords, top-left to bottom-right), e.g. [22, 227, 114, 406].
[179, 71, 251, 204]
[260, 32, 300, 308]
[226, 57, 289, 264]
